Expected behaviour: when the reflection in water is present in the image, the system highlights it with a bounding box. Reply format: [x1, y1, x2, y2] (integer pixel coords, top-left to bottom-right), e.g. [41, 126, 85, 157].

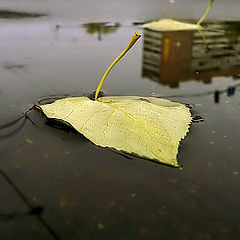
[0, 10, 47, 19]
[227, 86, 235, 96]
[3, 64, 27, 71]
[214, 90, 220, 103]
[83, 22, 120, 40]
[142, 21, 240, 88]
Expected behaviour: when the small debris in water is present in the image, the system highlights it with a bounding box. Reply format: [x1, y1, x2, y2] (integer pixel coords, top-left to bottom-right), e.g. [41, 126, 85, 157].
[208, 162, 212, 167]
[15, 164, 20, 169]
[191, 189, 197, 194]
[26, 138, 34, 144]
[60, 199, 67, 208]
[53, 23, 63, 32]
[140, 229, 147, 234]
[97, 223, 105, 230]
[219, 227, 229, 233]
[131, 193, 136, 198]
[32, 196, 37, 202]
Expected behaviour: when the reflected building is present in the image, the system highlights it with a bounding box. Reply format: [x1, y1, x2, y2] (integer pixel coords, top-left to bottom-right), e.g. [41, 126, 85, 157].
[142, 22, 240, 87]
[83, 22, 120, 40]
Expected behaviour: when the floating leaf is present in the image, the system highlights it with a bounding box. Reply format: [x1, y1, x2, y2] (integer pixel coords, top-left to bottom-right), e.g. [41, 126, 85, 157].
[37, 32, 192, 167]
[143, 1, 214, 32]
[143, 19, 200, 32]
[38, 96, 191, 167]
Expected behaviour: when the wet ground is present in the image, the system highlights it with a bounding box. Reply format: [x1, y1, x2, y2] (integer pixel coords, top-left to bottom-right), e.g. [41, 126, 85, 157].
[0, 1, 240, 239]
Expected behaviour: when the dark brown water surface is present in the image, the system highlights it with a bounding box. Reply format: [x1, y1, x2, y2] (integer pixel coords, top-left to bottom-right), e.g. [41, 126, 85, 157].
[0, 6, 240, 240]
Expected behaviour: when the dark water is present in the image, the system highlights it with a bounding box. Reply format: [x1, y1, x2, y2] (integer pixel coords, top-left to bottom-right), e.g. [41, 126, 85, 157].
[0, 6, 240, 240]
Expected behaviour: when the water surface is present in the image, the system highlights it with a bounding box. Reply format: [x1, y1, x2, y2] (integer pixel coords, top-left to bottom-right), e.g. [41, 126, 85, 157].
[0, 2, 240, 239]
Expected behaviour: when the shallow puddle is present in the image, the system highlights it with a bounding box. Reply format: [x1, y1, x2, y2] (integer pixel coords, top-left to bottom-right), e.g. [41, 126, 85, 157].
[0, 3, 240, 239]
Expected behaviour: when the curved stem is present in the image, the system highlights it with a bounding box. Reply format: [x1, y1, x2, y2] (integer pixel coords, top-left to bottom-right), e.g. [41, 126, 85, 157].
[197, 25, 208, 51]
[197, 0, 214, 26]
[95, 32, 141, 101]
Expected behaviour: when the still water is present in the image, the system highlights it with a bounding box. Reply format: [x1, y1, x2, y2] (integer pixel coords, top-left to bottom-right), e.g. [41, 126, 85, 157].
[0, 2, 240, 239]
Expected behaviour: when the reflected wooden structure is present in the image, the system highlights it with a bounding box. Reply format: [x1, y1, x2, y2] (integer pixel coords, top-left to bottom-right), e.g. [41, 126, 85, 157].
[142, 22, 240, 87]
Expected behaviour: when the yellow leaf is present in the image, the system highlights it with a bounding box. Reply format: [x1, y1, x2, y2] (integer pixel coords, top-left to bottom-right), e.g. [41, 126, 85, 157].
[38, 96, 191, 167]
[143, 1, 214, 31]
[37, 32, 191, 167]
[143, 19, 200, 32]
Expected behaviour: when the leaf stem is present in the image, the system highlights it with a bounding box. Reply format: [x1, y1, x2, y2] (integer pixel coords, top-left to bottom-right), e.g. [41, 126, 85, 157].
[197, 0, 214, 26]
[197, 25, 208, 51]
[95, 32, 141, 101]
